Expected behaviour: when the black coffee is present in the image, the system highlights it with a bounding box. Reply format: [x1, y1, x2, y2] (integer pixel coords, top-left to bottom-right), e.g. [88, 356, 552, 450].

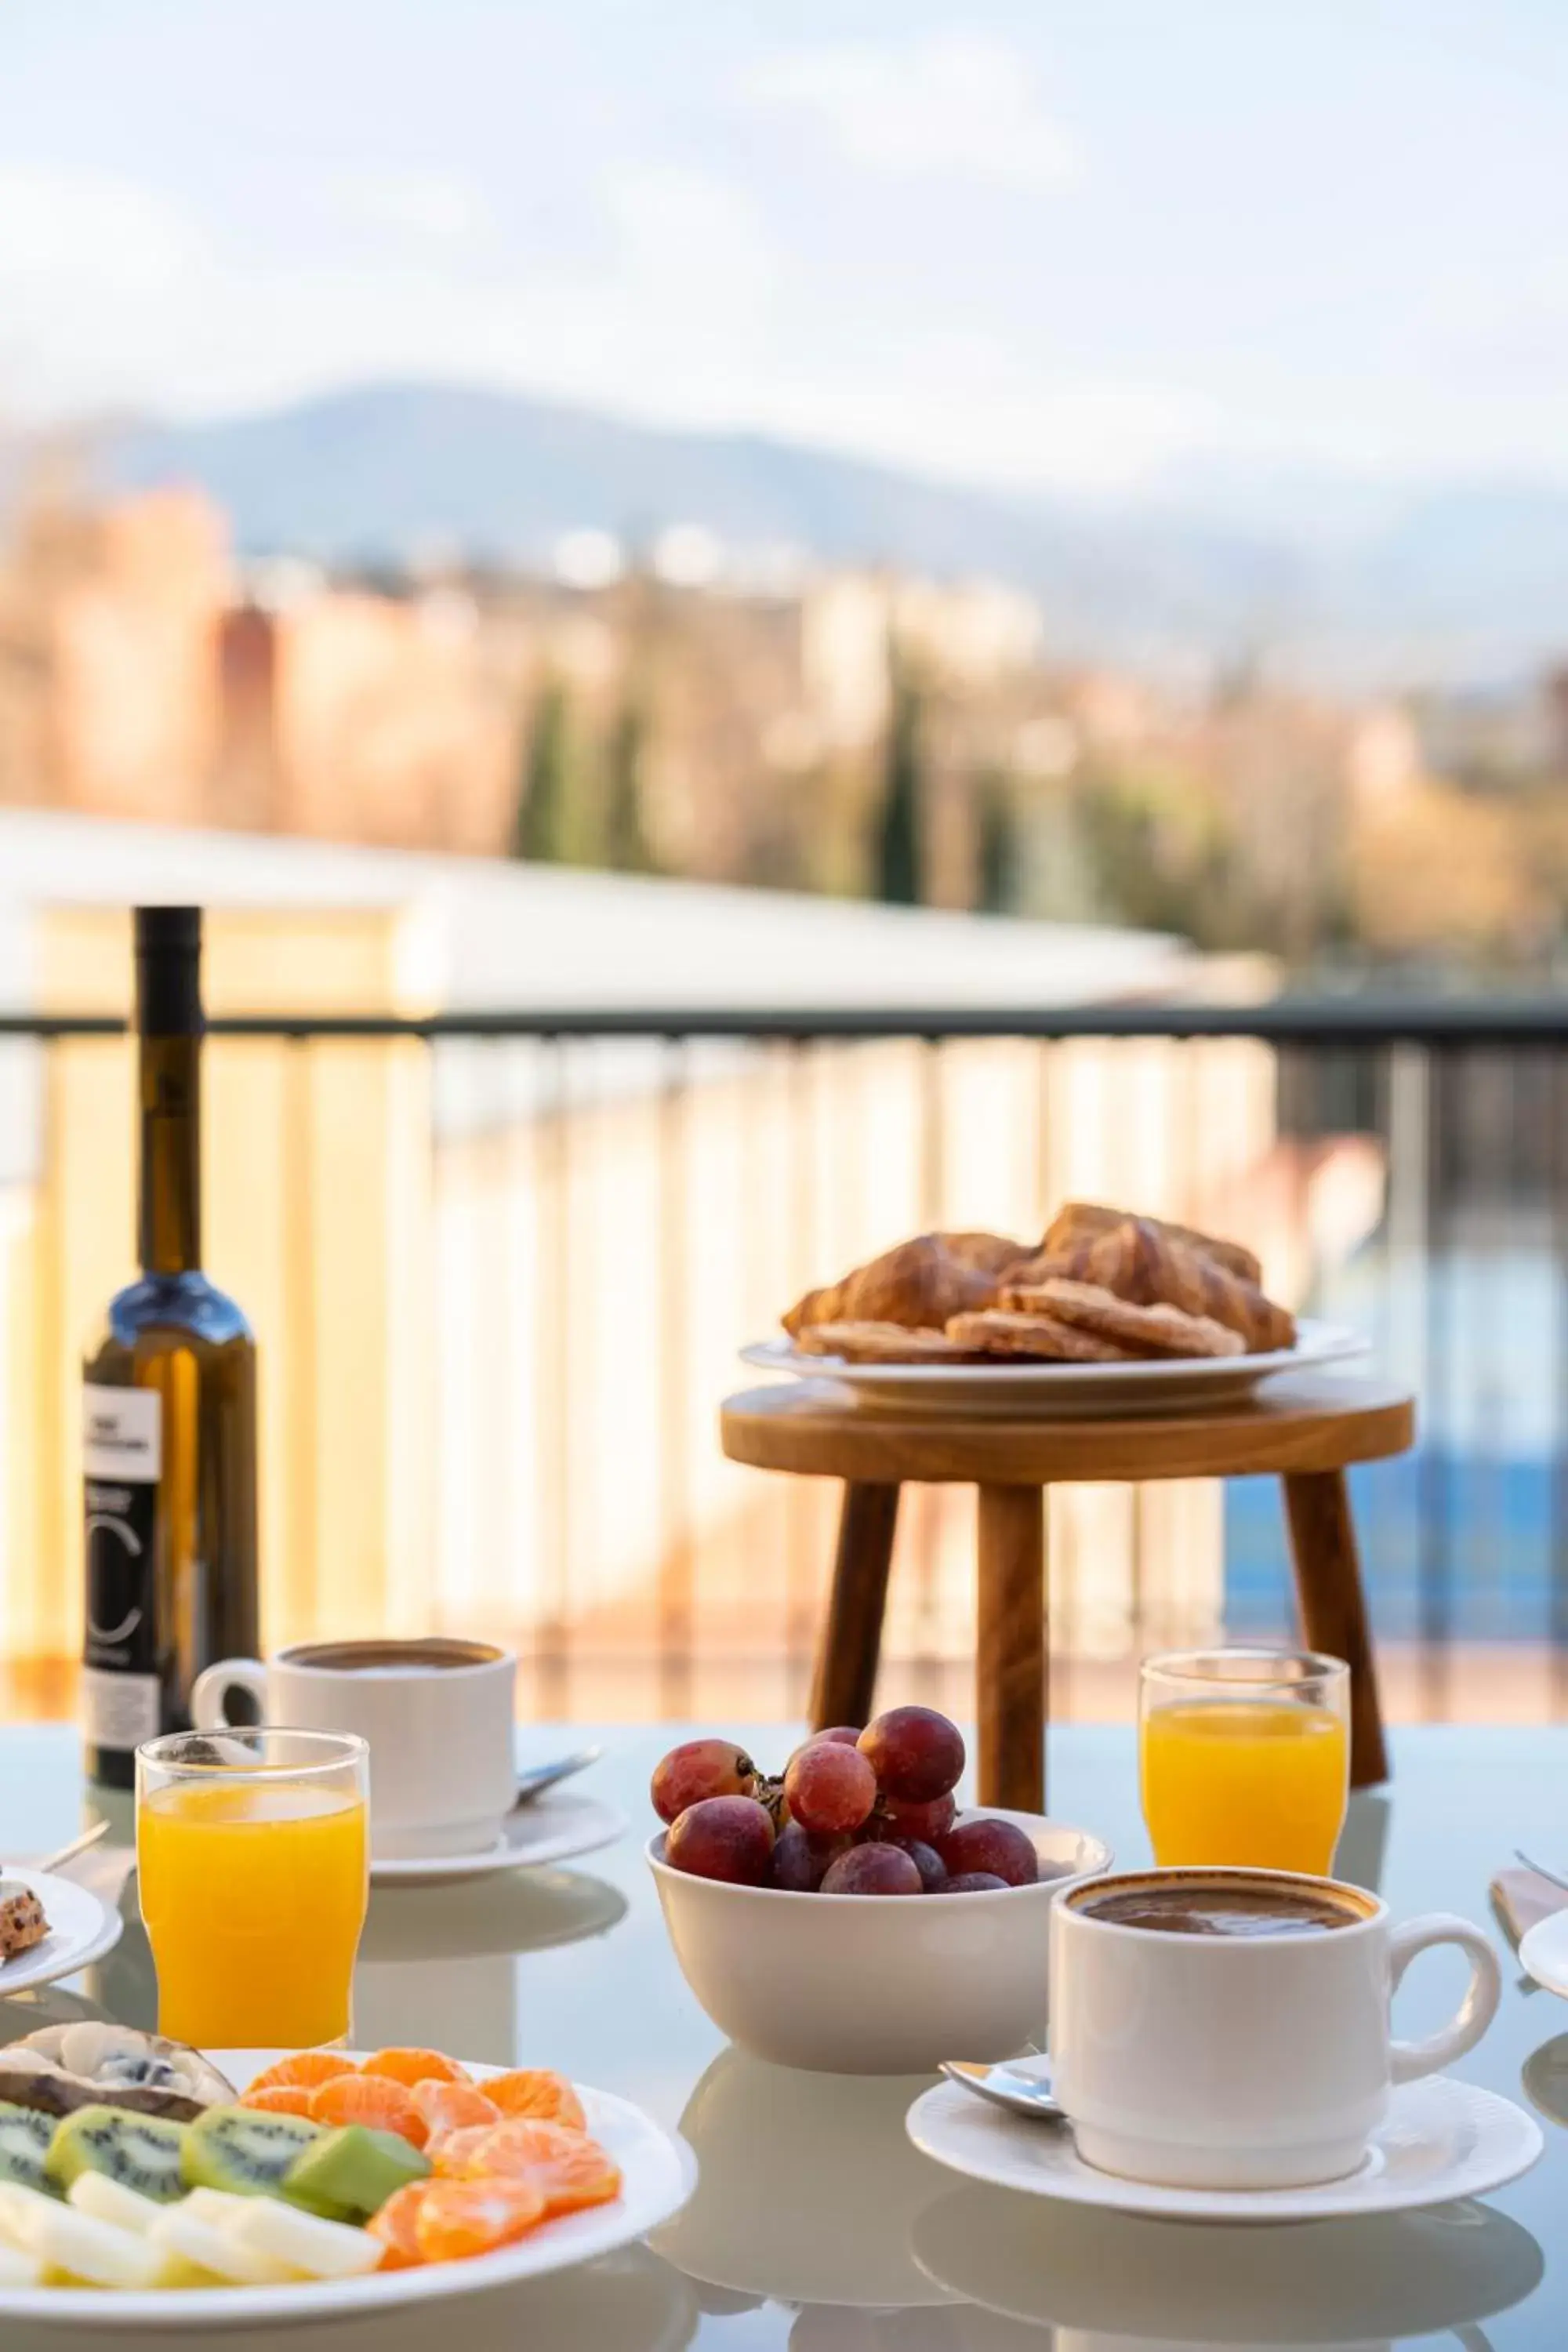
[1074, 1879, 1367, 1939]
[291, 1639, 502, 1674]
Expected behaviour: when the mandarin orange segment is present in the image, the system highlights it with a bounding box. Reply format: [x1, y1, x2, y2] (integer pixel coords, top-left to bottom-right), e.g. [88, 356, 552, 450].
[247, 2050, 359, 2096]
[414, 2176, 546, 2264]
[484, 2069, 587, 2132]
[412, 2080, 501, 2143]
[310, 2071, 429, 2147]
[241, 2082, 319, 2120]
[368, 2182, 429, 2270]
[430, 2124, 494, 2178]
[468, 2118, 622, 2216]
[362, 2047, 472, 2089]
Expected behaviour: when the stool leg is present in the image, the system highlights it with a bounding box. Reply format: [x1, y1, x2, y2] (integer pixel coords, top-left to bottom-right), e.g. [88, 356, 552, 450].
[809, 1483, 900, 1731]
[977, 1485, 1046, 1810]
[1283, 1469, 1390, 1788]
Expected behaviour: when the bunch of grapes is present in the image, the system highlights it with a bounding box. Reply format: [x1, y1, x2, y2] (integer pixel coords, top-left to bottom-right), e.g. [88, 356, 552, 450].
[652, 1707, 1043, 1895]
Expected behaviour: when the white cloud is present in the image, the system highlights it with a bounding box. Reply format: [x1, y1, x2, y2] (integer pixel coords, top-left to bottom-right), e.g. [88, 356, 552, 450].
[340, 172, 488, 241]
[746, 32, 1079, 191]
[0, 169, 203, 293]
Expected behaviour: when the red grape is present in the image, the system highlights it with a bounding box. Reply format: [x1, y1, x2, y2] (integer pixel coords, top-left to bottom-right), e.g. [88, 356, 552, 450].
[652, 1739, 757, 1825]
[666, 1795, 775, 1884]
[881, 1835, 948, 1891]
[820, 1843, 924, 1896]
[785, 1740, 877, 1836]
[784, 1725, 862, 1771]
[943, 1871, 1010, 1893]
[858, 1707, 964, 1803]
[771, 1821, 849, 1892]
[877, 1791, 956, 1842]
[935, 1816, 1038, 1887]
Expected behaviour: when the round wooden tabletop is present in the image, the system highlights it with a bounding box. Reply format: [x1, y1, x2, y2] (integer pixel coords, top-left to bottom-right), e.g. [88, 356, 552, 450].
[719, 1374, 1416, 1486]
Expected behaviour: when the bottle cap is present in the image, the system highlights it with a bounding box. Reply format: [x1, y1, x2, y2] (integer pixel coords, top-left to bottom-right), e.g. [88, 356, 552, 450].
[134, 907, 204, 1036]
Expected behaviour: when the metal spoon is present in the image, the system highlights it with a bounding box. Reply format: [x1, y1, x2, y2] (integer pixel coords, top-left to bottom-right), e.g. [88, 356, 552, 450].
[940, 2059, 1069, 2124]
[511, 1746, 603, 1809]
[1515, 1848, 1568, 1896]
[31, 1821, 111, 1875]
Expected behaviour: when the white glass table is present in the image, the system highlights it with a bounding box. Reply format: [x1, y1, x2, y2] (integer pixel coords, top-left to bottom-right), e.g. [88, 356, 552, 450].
[2, 1722, 1563, 2348]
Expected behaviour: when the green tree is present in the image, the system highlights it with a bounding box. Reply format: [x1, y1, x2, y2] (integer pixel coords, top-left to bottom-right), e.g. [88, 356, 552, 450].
[513, 676, 572, 862]
[602, 695, 656, 874]
[975, 768, 1017, 914]
[875, 655, 925, 905]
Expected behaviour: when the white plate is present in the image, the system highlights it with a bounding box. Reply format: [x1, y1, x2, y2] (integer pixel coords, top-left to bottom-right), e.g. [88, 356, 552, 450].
[905, 2065, 1542, 2223]
[370, 1791, 626, 1885]
[742, 1318, 1367, 1419]
[0, 2051, 695, 2328]
[1518, 1906, 1568, 2001]
[0, 1869, 122, 1995]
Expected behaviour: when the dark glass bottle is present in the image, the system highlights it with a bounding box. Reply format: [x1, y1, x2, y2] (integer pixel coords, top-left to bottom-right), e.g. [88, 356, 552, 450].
[82, 909, 259, 1788]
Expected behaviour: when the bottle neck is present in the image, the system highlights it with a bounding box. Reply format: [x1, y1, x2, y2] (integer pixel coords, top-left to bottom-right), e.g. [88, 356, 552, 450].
[138, 1032, 201, 1274]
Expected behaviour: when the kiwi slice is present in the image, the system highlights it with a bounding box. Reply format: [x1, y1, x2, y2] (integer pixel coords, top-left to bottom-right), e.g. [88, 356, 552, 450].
[181, 2105, 320, 2198]
[0, 2103, 56, 2195]
[45, 2104, 187, 2202]
[284, 2125, 429, 2222]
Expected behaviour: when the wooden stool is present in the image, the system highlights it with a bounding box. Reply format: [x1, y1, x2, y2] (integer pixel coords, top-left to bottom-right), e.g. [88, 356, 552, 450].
[720, 1374, 1414, 1811]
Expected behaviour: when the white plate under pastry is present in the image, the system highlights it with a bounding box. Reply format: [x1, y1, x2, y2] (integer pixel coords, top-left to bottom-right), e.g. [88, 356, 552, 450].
[905, 2062, 1542, 2223]
[369, 1790, 625, 1885]
[742, 1318, 1366, 1419]
[0, 1869, 122, 1995]
[0, 2051, 694, 2328]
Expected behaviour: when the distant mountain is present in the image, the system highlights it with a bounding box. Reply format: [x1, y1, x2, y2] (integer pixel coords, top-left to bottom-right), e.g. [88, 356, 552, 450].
[106, 381, 1568, 686]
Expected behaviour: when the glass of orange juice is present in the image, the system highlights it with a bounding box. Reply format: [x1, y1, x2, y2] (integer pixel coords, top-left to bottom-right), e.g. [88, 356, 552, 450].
[1139, 1648, 1350, 1875]
[137, 1727, 368, 2048]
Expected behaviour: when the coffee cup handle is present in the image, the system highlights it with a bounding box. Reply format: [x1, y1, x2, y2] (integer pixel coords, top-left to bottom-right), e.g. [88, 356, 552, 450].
[190, 1657, 267, 1732]
[1388, 1913, 1502, 2085]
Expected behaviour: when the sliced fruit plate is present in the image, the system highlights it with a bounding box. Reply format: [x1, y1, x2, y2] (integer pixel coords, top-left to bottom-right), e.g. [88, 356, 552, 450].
[0, 2031, 693, 2328]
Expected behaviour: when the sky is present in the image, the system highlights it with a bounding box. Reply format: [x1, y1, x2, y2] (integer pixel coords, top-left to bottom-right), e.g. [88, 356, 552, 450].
[3, 0, 1566, 500]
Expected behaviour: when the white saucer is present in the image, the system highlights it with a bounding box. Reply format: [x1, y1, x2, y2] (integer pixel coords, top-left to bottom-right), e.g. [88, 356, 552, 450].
[369, 1789, 625, 1884]
[0, 1869, 122, 1994]
[1518, 1905, 1568, 2000]
[906, 2063, 1543, 2223]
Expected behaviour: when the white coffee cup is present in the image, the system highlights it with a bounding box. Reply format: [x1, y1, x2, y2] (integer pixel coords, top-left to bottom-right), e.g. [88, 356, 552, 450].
[191, 1639, 517, 1860]
[1049, 1866, 1501, 2190]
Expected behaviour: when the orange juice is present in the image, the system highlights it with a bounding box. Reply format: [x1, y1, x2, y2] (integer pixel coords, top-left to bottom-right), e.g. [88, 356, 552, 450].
[138, 1780, 368, 2046]
[1140, 1700, 1348, 1874]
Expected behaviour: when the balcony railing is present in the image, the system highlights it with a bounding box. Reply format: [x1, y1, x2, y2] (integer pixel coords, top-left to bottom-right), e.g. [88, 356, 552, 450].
[2, 996, 1564, 1725]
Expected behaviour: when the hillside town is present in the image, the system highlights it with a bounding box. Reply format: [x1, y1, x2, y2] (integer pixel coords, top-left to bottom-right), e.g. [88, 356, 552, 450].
[2, 477, 1567, 975]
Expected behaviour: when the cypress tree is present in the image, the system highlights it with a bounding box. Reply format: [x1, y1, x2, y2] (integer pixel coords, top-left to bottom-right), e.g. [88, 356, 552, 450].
[976, 770, 1017, 914]
[514, 676, 571, 862]
[875, 655, 924, 905]
[602, 694, 655, 874]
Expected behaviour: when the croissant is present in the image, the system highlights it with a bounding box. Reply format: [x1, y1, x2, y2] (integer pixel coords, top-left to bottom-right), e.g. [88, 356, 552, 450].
[1070, 1218, 1294, 1351]
[1043, 1201, 1261, 1287]
[784, 1230, 1026, 1338]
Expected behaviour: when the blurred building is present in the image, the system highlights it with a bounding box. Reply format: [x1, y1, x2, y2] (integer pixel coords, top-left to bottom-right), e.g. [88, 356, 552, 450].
[0, 806, 1320, 1717]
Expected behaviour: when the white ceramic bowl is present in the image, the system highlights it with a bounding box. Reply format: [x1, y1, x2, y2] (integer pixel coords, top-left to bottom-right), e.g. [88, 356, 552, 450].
[647, 1808, 1111, 2074]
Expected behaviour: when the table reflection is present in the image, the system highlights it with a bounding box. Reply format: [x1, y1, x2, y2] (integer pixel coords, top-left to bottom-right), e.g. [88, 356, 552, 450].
[0, 2244, 698, 2352]
[1520, 2031, 1568, 2134]
[912, 2183, 1542, 2346]
[355, 1867, 629, 2059]
[651, 2050, 956, 2309]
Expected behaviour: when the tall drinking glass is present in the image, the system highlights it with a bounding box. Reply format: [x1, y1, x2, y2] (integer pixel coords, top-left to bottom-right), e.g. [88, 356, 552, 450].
[137, 1728, 368, 2048]
[1139, 1648, 1350, 1874]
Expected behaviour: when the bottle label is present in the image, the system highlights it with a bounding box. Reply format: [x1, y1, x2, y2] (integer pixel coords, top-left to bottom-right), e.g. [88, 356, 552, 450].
[83, 1385, 162, 1751]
